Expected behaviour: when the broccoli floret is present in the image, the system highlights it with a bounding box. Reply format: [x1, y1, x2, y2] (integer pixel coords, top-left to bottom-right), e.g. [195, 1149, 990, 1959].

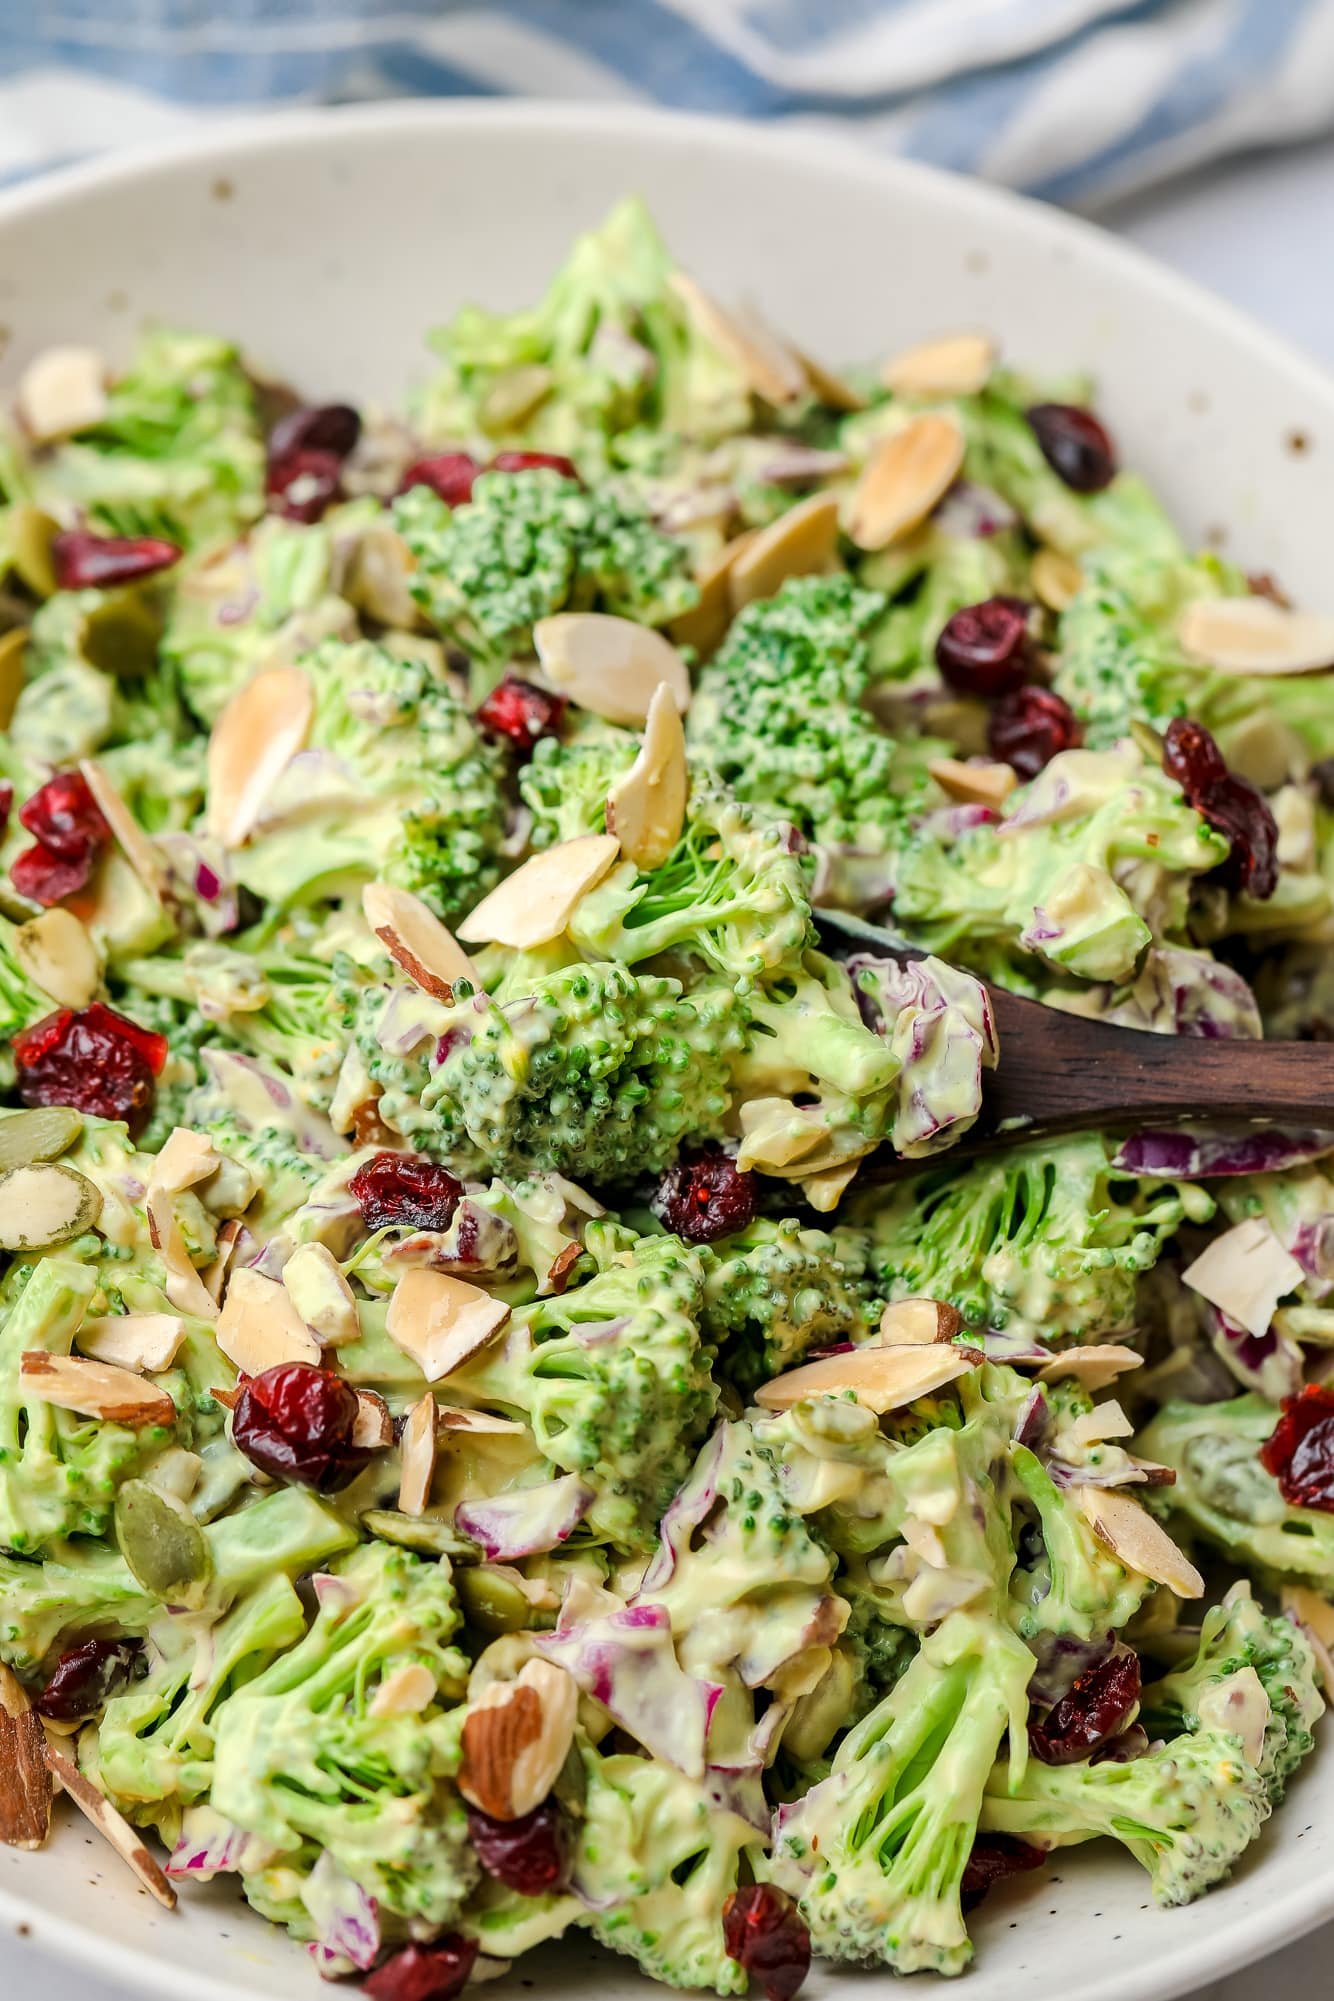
[394, 470, 697, 679]
[1008, 1446, 1151, 1642]
[701, 1217, 876, 1390]
[521, 720, 638, 845]
[14, 585, 186, 764]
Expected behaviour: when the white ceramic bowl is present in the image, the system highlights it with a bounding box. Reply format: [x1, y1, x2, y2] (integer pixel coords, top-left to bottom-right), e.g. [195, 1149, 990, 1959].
[0, 99, 1331, 2001]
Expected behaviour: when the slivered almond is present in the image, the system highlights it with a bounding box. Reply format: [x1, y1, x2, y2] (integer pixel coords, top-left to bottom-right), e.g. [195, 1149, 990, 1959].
[755, 1341, 975, 1413]
[207, 665, 314, 848]
[799, 1157, 863, 1213]
[79, 759, 164, 893]
[20, 1351, 175, 1427]
[728, 492, 842, 612]
[42, 1739, 175, 1908]
[457, 834, 621, 951]
[669, 531, 758, 658]
[927, 756, 1017, 808]
[145, 1191, 219, 1321]
[13, 907, 101, 1010]
[150, 1127, 220, 1196]
[370, 1661, 437, 1718]
[0, 1664, 52, 1849]
[1178, 596, 1334, 676]
[533, 613, 691, 725]
[670, 274, 807, 406]
[215, 1268, 320, 1375]
[458, 1658, 578, 1820]
[352, 1389, 394, 1451]
[398, 1391, 438, 1516]
[606, 683, 688, 870]
[792, 345, 865, 413]
[385, 1268, 510, 1382]
[17, 344, 107, 441]
[1077, 1486, 1203, 1598]
[878, 1297, 962, 1345]
[846, 413, 965, 552]
[1037, 1345, 1144, 1393]
[77, 1313, 186, 1373]
[283, 1241, 360, 1347]
[1031, 547, 1085, 613]
[1182, 1217, 1304, 1339]
[882, 332, 995, 398]
[362, 881, 480, 1001]
[0, 627, 25, 730]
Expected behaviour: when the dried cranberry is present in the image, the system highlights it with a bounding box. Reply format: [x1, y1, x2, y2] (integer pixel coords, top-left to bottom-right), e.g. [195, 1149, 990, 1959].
[474, 674, 567, 756]
[960, 1835, 1047, 1912]
[987, 686, 1082, 780]
[490, 450, 580, 482]
[1162, 716, 1228, 801]
[1026, 404, 1117, 493]
[35, 1637, 141, 1722]
[10, 843, 96, 906]
[51, 530, 182, 592]
[1162, 718, 1280, 901]
[651, 1152, 757, 1245]
[19, 770, 110, 861]
[398, 452, 481, 507]
[13, 1003, 167, 1137]
[467, 1802, 571, 1894]
[266, 447, 344, 523]
[350, 1152, 463, 1233]
[721, 1885, 811, 2001]
[1261, 1384, 1334, 1511]
[365, 1938, 479, 2001]
[1029, 1647, 1141, 1765]
[934, 597, 1033, 699]
[0, 780, 11, 840]
[267, 403, 361, 463]
[231, 1362, 368, 1491]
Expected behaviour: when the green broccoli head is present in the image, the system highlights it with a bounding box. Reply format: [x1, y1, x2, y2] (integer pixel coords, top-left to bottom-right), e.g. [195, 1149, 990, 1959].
[701, 1216, 876, 1390]
[521, 719, 638, 845]
[1007, 1445, 1151, 1643]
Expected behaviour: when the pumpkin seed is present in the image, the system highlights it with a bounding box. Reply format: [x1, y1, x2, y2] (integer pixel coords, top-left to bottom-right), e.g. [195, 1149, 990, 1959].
[457, 1564, 536, 1635]
[0, 627, 26, 728]
[361, 1508, 477, 1559]
[0, 1107, 84, 1174]
[9, 506, 60, 599]
[114, 1479, 213, 1608]
[0, 1162, 101, 1249]
[82, 593, 162, 680]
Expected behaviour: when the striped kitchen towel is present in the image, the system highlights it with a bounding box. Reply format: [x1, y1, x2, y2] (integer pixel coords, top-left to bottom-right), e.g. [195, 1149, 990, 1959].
[3, 0, 1334, 202]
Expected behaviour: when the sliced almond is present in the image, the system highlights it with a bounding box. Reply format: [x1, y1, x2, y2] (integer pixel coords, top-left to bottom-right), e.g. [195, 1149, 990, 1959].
[437, 1405, 527, 1437]
[0, 627, 25, 730]
[20, 1351, 175, 1428]
[754, 1341, 975, 1414]
[792, 346, 865, 413]
[799, 1157, 863, 1213]
[846, 413, 965, 552]
[42, 1739, 175, 1908]
[1182, 1218, 1304, 1339]
[283, 1241, 361, 1347]
[456, 834, 621, 950]
[77, 1313, 186, 1373]
[1197, 1665, 1270, 1767]
[605, 683, 688, 871]
[362, 881, 480, 1001]
[1036, 1345, 1144, 1393]
[670, 274, 807, 406]
[206, 665, 314, 848]
[385, 1268, 510, 1382]
[398, 1391, 438, 1516]
[1282, 1585, 1334, 1691]
[145, 1191, 220, 1322]
[200, 1216, 243, 1305]
[1076, 1486, 1204, 1599]
[79, 759, 164, 893]
[150, 1126, 221, 1197]
[0, 1664, 52, 1849]
[17, 344, 107, 441]
[927, 756, 1017, 809]
[370, 1661, 438, 1719]
[669, 531, 758, 658]
[1178, 596, 1334, 677]
[1067, 1400, 1134, 1447]
[458, 1658, 578, 1820]
[0, 1162, 100, 1249]
[1031, 547, 1085, 613]
[352, 1388, 394, 1450]
[878, 1297, 962, 1345]
[728, 492, 842, 613]
[882, 332, 995, 399]
[215, 1267, 320, 1375]
[13, 908, 102, 1011]
[533, 613, 691, 725]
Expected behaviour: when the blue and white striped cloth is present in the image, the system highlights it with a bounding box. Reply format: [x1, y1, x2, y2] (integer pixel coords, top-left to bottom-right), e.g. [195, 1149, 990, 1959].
[4, 0, 1334, 203]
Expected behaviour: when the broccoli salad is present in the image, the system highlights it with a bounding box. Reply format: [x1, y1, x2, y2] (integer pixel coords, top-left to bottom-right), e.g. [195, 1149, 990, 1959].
[1, 198, 1333, 1999]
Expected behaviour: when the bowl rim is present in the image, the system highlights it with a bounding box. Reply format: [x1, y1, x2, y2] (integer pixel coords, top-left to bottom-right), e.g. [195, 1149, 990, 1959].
[0, 93, 1330, 2001]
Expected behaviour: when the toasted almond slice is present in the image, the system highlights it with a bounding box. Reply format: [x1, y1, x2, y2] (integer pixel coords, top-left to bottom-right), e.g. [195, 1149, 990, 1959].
[0, 1162, 100, 1250]
[150, 1126, 221, 1197]
[1068, 1400, 1134, 1447]
[17, 344, 107, 441]
[1197, 1665, 1270, 1766]
[215, 1267, 320, 1375]
[77, 1313, 186, 1373]
[0, 628, 26, 730]
[385, 1268, 510, 1382]
[457, 834, 621, 950]
[458, 1658, 579, 1820]
[1182, 1217, 1304, 1339]
[398, 1391, 438, 1516]
[200, 1217, 243, 1305]
[799, 1157, 863, 1213]
[1036, 1345, 1144, 1393]
[14, 908, 102, 1011]
[728, 492, 842, 613]
[79, 759, 165, 893]
[1076, 1486, 1203, 1599]
[846, 413, 965, 552]
[370, 1661, 438, 1719]
[41, 1739, 175, 1907]
[1178, 596, 1334, 676]
[1282, 1585, 1334, 1691]
[352, 1388, 394, 1451]
[0, 1664, 52, 1849]
[670, 274, 807, 406]
[878, 1297, 962, 1345]
[437, 1405, 528, 1437]
[284, 1242, 361, 1347]
[145, 1191, 219, 1322]
[792, 345, 865, 413]
[207, 665, 314, 848]
[1031, 547, 1085, 613]
[20, 1351, 175, 1427]
[606, 683, 688, 871]
[669, 531, 758, 658]
[755, 1341, 975, 1414]
[882, 332, 995, 399]
[927, 755, 1017, 809]
[533, 613, 691, 726]
[362, 880, 480, 1001]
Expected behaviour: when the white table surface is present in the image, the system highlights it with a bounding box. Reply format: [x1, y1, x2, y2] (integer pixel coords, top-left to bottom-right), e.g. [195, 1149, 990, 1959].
[6, 127, 1334, 2001]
